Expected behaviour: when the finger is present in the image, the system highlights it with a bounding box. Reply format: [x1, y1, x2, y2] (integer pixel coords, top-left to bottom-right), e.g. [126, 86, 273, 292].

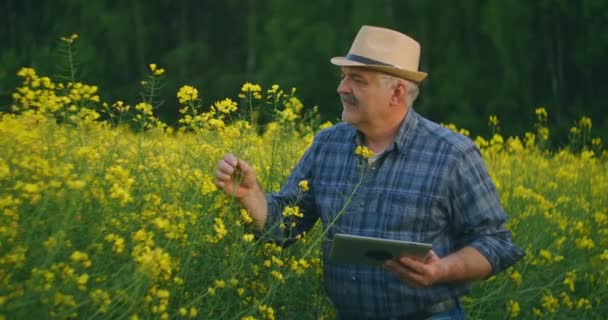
[398, 256, 426, 274]
[236, 159, 257, 184]
[383, 260, 419, 286]
[401, 270, 429, 287]
[236, 158, 254, 174]
[215, 169, 233, 183]
[424, 250, 440, 263]
[224, 153, 238, 167]
[217, 160, 236, 175]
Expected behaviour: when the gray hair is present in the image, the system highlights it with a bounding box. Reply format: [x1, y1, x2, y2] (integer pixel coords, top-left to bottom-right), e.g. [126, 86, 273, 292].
[379, 73, 419, 108]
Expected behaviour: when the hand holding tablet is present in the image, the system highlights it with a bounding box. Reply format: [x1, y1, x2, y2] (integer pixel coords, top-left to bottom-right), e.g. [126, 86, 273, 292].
[328, 233, 433, 266]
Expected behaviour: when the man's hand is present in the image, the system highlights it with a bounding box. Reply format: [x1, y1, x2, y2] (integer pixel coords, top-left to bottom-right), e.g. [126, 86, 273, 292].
[383, 246, 493, 287]
[383, 251, 447, 288]
[215, 153, 268, 231]
[215, 153, 258, 200]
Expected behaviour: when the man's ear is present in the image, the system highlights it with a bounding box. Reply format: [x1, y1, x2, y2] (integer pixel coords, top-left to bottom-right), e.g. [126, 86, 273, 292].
[390, 82, 407, 106]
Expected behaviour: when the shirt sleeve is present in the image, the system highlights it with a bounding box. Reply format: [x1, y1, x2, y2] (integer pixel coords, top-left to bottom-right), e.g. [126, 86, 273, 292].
[262, 140, 319, 244]
[449, 143, 525, 275]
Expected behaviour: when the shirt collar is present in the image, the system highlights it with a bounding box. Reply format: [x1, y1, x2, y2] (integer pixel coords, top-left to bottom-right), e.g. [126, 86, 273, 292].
[393, 108, 419, 153]
[352, 108, 419, 154]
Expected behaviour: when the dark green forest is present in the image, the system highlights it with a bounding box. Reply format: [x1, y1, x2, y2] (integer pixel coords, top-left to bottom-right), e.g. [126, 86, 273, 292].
[1, 0, 606, 143]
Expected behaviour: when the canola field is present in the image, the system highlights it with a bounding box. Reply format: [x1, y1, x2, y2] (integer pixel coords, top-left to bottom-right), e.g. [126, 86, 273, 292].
[1, 60, 607, 319]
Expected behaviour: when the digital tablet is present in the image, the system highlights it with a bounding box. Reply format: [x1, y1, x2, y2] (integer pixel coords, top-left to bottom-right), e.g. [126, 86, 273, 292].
[328, 233, 433, 266]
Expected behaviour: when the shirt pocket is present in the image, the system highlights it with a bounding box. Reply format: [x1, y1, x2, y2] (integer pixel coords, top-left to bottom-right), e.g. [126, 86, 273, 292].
[314, 182, 354, 233]
[384, 190, 443, 243]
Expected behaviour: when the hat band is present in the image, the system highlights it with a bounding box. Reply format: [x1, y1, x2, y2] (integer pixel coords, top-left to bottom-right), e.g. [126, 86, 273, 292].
[346, 53, 394, 67]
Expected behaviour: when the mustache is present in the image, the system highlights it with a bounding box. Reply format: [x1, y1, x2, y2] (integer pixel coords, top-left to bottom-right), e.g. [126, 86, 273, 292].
[340, 93, 358, 106]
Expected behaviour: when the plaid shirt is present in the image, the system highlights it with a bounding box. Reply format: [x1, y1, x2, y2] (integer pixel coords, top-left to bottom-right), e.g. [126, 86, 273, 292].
[265, 110, 524, 318]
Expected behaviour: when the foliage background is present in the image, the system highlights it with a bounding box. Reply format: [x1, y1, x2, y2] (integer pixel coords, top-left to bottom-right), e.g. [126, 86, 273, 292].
[1, 0, 606, 142]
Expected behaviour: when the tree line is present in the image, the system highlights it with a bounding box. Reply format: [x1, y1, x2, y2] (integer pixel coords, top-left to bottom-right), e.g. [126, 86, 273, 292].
[1, 0, 606, 144]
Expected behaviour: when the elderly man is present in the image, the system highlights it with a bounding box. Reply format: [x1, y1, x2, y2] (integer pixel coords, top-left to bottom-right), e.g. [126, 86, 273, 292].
[215, 25, 524, 319]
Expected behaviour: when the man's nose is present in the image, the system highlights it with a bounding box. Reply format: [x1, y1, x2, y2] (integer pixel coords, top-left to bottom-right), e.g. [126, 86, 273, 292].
[337, 79, 350, 94]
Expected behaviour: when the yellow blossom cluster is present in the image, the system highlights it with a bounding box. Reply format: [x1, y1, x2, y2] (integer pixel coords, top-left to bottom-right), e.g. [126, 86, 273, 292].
[177, 85, 199, 104]
[149, 63, 165, 76]
[354, 145, 375, 159]
[240, 82, 262, 100]
[281, 205, 303, 218]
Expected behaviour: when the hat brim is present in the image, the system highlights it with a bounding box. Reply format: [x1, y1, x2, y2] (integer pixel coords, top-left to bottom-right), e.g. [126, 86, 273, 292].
[331, 56, 427, 83]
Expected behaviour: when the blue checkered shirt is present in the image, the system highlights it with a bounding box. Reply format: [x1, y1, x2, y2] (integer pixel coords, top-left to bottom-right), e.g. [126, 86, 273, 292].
[264, 110, 524, 318]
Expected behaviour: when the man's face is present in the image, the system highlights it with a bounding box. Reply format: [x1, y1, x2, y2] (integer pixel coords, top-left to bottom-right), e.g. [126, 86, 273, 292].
[337, 67, 393, 130]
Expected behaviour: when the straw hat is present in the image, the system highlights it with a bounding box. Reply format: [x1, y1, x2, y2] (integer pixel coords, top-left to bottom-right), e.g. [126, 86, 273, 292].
[331, 25, 427, 83]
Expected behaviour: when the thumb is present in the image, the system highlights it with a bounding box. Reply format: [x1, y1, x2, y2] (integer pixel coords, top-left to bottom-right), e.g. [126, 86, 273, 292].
[236, 158, 254, 174]
[425, 250, 440, 263]
[235, 159, 257, 184]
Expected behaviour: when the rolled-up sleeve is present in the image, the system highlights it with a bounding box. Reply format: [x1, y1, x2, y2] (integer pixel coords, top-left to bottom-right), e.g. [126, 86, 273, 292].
[449, 144, 525, 274]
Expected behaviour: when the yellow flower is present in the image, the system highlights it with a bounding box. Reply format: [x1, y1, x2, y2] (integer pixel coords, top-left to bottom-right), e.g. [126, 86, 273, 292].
[90, 289, 111, 313]
[214, 279, 226, 289]
[535, 107, 548, 121]
[258, 304, 275, 320]
[560, 292, 573, 309]
[539, 249, 553, 262]
[0, 161, 10, 179]
[579, 116, 592, 129]
[70, 251, 92, 268]
[267, 84, 280, 93]
[270, 270, 284, 282]
[320, 121, 333, 129]
[538, 127, 549, 140]
[355, 145, 375, 159]
[135, 102, 154, 116]
[298, 180, 309, 192]
[541, 291, 559, 313]
[156, 289, 170, 299]
[213, 98, 238, 114]
[243, 233, 255, 242]
[177, 85, 199, 104]
[241, 82, 262, 93]
[77, 274, 89, 285]
[279, 107, 298, 121]
[576, 298, 592, 310]
[282, 205, 303, 218]
[240, 209, 253, 224]
[506, 300, 520, 318]
[509, 270, 522, 287]
[60, 33, 79, 43]
[148, 63, 165, 76]
[488, 115, 499, 127]
[179, 308, 188, 316]
[563, 270, 576, 292]
[213, 217, 228, 240]
[594, 212, 607, 225]
[575, 236, 595, 250]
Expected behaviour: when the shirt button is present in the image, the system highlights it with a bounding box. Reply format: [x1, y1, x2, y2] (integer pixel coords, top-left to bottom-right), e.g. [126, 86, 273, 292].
[351, 275, 357, 281]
